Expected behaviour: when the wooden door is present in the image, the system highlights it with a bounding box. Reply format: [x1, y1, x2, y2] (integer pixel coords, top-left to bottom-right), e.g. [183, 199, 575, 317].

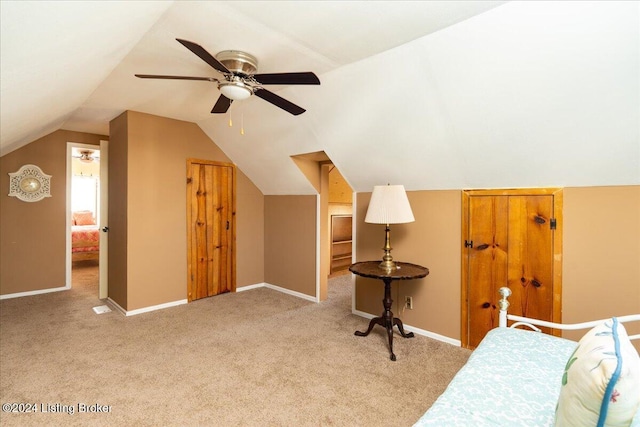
[187, 159, 236, 302]
[461, 189, 563, 349]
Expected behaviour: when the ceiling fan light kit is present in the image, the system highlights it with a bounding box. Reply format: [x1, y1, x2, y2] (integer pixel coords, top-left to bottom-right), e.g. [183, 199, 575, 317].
[219, 81, 253, 101]
[135, 39, 320, 115]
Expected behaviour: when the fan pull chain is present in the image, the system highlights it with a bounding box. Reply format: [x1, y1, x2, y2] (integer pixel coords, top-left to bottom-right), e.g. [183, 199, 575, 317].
[227, 110, 244, 135]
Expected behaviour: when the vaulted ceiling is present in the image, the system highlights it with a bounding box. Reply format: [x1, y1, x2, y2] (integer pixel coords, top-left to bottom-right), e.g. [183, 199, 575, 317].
[1, 1, 638, 194]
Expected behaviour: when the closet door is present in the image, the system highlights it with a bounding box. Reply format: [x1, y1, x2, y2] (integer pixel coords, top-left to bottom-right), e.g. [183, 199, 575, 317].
[187, 159, 236, 302]
[461, 189, 563, 349]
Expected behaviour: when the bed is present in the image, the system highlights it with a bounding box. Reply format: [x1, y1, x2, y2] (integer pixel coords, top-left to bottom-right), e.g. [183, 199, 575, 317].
[414, 287, 640, 427]
[71, 211, 100, 261]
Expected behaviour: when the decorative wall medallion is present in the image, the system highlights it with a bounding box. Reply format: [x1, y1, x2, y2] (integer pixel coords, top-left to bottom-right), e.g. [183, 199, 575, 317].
[8, 164, 52, 202]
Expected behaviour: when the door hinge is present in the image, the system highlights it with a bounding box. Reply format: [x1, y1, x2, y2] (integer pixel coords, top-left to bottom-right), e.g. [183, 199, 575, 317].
[464, 240, 473, 248]
[550, 218, 557, 230]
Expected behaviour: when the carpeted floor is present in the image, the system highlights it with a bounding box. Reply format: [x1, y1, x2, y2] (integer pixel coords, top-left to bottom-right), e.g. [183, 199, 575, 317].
[0, 262, 470, 426]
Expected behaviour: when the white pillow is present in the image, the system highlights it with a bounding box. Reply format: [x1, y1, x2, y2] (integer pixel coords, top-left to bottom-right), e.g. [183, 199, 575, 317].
[555, 318, 640, 427]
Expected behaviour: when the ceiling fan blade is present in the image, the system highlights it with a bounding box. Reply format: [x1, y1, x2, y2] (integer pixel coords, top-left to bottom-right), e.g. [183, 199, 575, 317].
[176, 38, 230, 75]
[135, 74, 217, 82]
[253, 72, 320, 85]
[211, 95, 233, 114]
[254, 89, 306, 116]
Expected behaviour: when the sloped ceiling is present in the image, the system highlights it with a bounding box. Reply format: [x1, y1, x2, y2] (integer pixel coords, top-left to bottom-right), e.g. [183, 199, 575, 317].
[1, 1, 638, 194]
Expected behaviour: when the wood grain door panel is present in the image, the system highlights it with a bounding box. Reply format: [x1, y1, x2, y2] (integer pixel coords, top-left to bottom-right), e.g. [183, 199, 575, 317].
[506, 195, 554, 333]
[467, 196, 508, 348]
[462, 189, 562, 349]
[187, 160, 235, 302]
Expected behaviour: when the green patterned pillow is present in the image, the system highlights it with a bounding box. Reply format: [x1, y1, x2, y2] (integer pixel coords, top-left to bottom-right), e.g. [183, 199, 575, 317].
[555, 318, 640, 427]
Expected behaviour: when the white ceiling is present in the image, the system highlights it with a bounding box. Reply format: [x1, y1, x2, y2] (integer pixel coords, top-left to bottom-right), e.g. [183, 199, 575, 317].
[1, 1, 638, 194]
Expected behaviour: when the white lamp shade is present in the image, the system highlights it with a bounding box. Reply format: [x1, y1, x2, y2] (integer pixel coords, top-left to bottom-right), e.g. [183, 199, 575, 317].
[365, 185, 415, 225]
[220, 83, 252, 100]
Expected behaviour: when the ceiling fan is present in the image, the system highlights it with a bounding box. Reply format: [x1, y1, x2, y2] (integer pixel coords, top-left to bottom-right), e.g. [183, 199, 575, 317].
[72, 149, 99, 163]
[135, 38, 320, 116]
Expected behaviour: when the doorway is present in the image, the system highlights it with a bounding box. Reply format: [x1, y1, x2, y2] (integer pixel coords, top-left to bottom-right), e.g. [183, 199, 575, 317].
[291, 151, 354, 302]
[66, 141, 108, 299]
[461, 188, 563, 349]
[326, 165, 353, 277]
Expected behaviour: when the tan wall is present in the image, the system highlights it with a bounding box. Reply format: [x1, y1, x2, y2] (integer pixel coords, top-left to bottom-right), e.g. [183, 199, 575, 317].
[1, 112, 265, 308]
[108, 114, 129, 307]
[354, 190, 462, 339]
[265, 195, 316, 297]
[291, 156, 321, 193]
[562, 186, 640, 343]
[111, 111, 265, 311]
[235, 170, 265, 288]
[0, 130, 106, 295]
[354, 186, 640, 343]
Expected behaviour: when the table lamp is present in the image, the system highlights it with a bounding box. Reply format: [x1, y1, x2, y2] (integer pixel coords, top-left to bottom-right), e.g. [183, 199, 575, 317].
[365, 184, 415, 270]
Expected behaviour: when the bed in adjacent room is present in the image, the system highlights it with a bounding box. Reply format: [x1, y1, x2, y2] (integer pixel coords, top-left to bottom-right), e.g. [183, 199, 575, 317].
[71, 211, 99, 261]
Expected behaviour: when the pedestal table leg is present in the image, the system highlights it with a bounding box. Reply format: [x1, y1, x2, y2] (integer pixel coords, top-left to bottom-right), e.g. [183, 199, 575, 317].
[354, 276, 415, 361]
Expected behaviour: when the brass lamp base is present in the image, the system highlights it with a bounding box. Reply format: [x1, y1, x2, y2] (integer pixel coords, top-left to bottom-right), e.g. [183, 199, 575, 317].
[379, 259, 398, 271]
[378, 224, 399, 271]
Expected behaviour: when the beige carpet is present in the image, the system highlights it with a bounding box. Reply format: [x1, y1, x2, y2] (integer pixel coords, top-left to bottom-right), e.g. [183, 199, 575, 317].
[0, 261, 470, 426]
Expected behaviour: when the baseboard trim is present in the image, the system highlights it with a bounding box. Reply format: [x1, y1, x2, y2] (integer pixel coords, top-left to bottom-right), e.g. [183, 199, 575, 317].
[352, 309, 461, 347]
[236, 283, 265, 292]
[107, 298, 126, 315]
[107, 297, 188, 317]
[0, 285, 70, 300]
[237, 282, 317, 303]
[403, 323, 461, 347]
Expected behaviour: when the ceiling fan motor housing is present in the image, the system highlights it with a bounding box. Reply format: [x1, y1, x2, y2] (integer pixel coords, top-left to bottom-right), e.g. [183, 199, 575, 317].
[215, 50, 258, 76]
